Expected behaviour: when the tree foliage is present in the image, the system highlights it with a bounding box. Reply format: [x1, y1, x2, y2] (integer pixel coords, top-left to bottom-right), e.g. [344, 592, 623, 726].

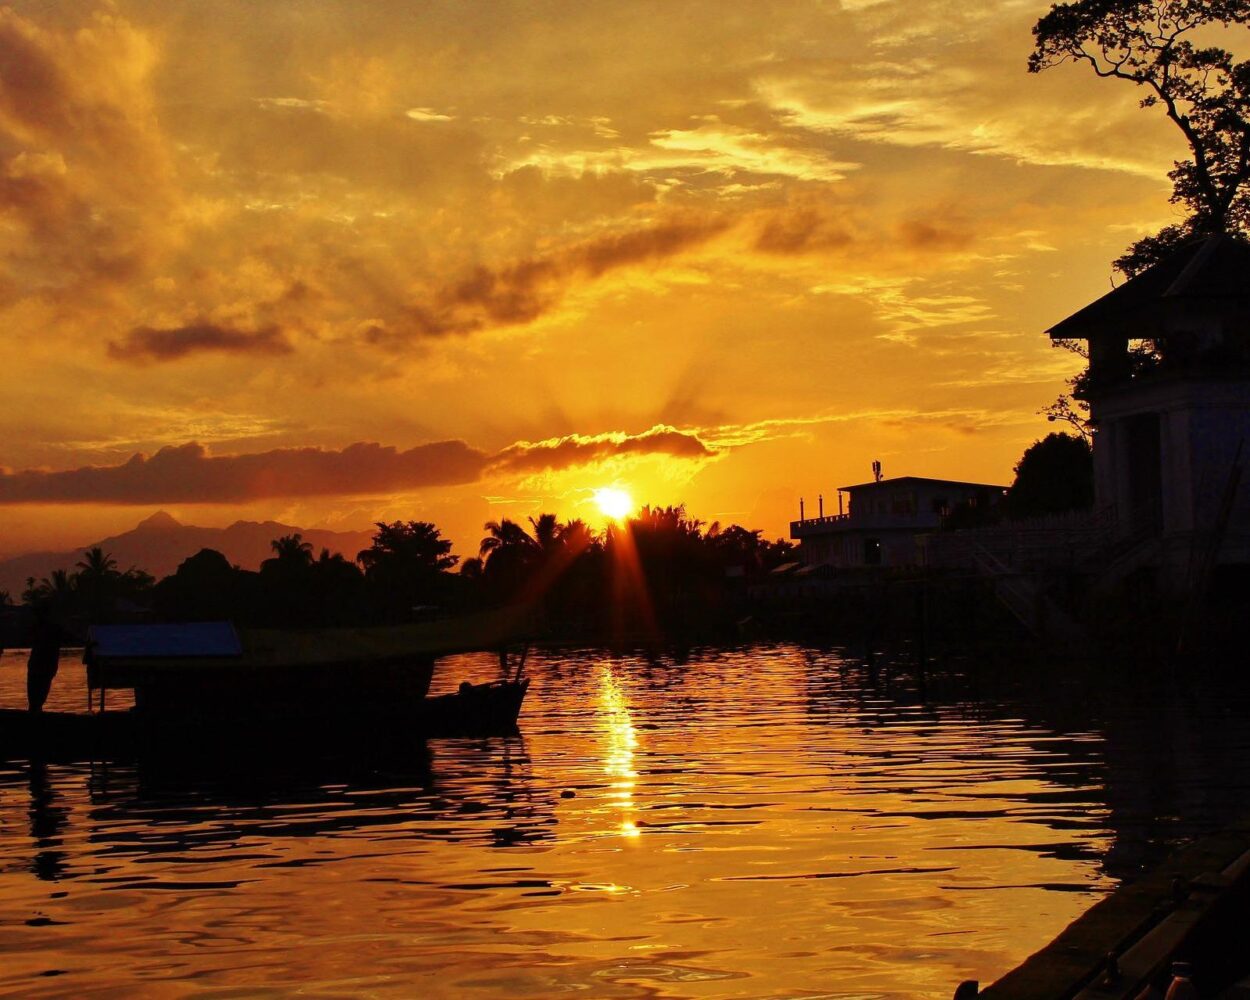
[1006, 432, 1095, 516]
[12, 510, 799, 636]
[21, 547, 154, 620]
[1031, 0, 1250, 273]
[357, 521, 458, 616]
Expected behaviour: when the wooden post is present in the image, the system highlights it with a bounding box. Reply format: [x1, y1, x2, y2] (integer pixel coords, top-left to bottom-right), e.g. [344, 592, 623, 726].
[918, 572, 930, 698]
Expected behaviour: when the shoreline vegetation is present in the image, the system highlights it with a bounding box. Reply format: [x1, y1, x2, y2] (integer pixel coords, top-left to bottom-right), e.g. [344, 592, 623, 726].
[0, 429, 1094, 628]
[3, 506, 800, 638]
[0, 432, 1241, 665]
[4, 429, 1238, 662]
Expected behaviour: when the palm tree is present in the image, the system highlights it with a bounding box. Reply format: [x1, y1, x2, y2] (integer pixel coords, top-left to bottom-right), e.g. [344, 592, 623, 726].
[478, 518, 540, 601]
[478, 514, 602, 607]
[479, 518, 538, 560]
[75, 547, 118, 580]
[269, 533, 314, 566]
[23, 568, 75, 606]
[556, 518, 595, 558]
[528, 513, 561, 555]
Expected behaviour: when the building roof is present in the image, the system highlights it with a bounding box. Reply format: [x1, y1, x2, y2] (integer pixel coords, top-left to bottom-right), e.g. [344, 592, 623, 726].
[88, 622, 243, 660]
[837, 475, 1007, 492]
[1047, 235, 1250, 340]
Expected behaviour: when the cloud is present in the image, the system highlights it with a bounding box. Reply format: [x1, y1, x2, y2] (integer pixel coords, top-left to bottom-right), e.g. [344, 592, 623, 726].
[647, 124, 858, 182]
[108, 322, 294, 362]
[0, 8, 172, 304]
[752, 21, 1176, 180]
[697, 407, 1032, 451]
[0, 425, 721, 503]
[503, 123, 859, 184]
[491, 425, 717, 474]
[402, 214, 731, 337]
[0, 440, 488, 504]
[753, 204, 855, 254]
[406, 107, 455, 122]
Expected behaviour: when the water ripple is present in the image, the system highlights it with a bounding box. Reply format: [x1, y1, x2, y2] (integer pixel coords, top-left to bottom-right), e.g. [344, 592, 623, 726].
[2, 644, 1250, 997]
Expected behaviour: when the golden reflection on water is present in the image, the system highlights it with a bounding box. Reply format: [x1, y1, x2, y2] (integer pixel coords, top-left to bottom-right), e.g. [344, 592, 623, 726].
[2, 646, 1250, 997]
[597, 662, 641, 840]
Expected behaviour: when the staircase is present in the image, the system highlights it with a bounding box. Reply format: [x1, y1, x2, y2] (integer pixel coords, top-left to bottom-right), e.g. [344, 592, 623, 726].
[971, 542, 1086, 644]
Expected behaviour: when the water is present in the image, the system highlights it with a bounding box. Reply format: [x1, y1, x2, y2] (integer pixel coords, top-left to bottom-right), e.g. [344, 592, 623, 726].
[2, 643, 1249, 998]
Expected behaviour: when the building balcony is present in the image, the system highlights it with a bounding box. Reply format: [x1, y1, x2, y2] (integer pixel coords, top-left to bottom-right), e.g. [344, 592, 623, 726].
[790, 511, 943, 537]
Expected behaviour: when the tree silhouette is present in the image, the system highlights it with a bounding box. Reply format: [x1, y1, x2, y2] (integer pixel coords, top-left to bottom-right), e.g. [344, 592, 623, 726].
[75, 547, 118, 580]
[479, 518, 536, 559]
[153, 548, 243, 622]
[23, 569, 74, 608]
[478, 518, 540, 601]
[306, 548, 366, 625]
[1005, 432, 1095, 516]
[359, 521, 458, 618]
[609, 505, 720, 625]
[476, 515, 598, 605]
[1030, 1, 1250, 274]
[268, 533, 314, 567]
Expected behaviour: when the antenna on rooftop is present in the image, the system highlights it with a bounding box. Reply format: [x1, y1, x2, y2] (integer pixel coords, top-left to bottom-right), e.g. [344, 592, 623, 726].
[872, 460, 883, 483]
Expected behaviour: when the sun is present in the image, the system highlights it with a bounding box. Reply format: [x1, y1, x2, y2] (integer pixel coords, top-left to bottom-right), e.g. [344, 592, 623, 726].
[593, 487, 635, 521]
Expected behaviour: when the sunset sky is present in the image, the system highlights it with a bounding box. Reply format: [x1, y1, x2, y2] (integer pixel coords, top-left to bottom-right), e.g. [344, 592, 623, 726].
[0, 0, 1196, 559]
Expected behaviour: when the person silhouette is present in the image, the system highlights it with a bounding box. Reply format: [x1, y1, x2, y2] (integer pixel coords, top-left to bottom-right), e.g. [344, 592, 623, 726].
[27, 608, 60, 713]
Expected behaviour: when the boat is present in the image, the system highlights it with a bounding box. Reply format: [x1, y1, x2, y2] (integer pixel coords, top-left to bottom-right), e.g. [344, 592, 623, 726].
[0, 614, 535, 760]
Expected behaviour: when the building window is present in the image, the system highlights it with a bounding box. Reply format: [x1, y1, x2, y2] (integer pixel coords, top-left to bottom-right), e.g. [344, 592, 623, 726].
[864, 538, 882, 565]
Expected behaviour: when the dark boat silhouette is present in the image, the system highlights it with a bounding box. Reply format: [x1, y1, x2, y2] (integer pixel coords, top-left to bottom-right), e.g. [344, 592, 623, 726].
[1, 613, 535, 760]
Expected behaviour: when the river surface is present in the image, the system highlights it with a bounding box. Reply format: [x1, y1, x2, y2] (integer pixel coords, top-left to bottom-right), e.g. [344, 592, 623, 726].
[2, 643, 1249, 998]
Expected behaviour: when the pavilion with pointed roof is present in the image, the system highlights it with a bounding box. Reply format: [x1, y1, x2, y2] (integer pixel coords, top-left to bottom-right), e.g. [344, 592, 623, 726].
[1045, 235, 1250, 591]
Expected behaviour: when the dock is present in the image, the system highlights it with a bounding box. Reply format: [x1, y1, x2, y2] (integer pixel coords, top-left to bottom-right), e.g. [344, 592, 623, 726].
[976, 822, 1250, 998]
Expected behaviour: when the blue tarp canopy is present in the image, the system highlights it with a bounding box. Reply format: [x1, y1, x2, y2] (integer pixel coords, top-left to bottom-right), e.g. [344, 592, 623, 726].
[88, 622, 242, 660]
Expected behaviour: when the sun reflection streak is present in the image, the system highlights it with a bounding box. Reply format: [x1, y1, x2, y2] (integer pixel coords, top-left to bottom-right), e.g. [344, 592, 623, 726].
[597, 664, 640, 840]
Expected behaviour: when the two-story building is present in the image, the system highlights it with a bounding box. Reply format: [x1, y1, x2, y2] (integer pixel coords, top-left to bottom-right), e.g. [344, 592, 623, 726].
[790, 476, 1006, 568]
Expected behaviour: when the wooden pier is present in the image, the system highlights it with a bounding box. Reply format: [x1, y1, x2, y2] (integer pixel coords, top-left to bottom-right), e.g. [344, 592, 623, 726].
[976, 822, 1250, 999]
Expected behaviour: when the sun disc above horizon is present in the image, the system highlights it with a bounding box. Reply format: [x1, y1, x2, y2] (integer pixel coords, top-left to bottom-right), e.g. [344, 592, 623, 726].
[593, 487, 635, 522]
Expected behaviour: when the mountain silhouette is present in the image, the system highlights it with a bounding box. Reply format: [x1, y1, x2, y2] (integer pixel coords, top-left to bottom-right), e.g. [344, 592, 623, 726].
[0, 512, 376, 596]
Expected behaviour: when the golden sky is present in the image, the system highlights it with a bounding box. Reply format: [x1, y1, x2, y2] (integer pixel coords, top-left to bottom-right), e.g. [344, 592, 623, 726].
[0, 0, 1193, 558]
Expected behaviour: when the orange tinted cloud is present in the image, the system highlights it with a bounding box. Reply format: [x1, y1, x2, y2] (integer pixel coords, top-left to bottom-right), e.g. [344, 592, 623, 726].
[400, 214, 732, 339]
[0, 441, 487, 504]
[109, 322, 293, 362]
[492, 425, 717, 474]
[0, 8, 170, 305]
[0, 427, 724, 504]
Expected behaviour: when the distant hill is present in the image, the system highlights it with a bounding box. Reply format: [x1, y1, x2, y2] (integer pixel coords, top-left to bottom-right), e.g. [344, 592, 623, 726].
[0, 512, 377, 596]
